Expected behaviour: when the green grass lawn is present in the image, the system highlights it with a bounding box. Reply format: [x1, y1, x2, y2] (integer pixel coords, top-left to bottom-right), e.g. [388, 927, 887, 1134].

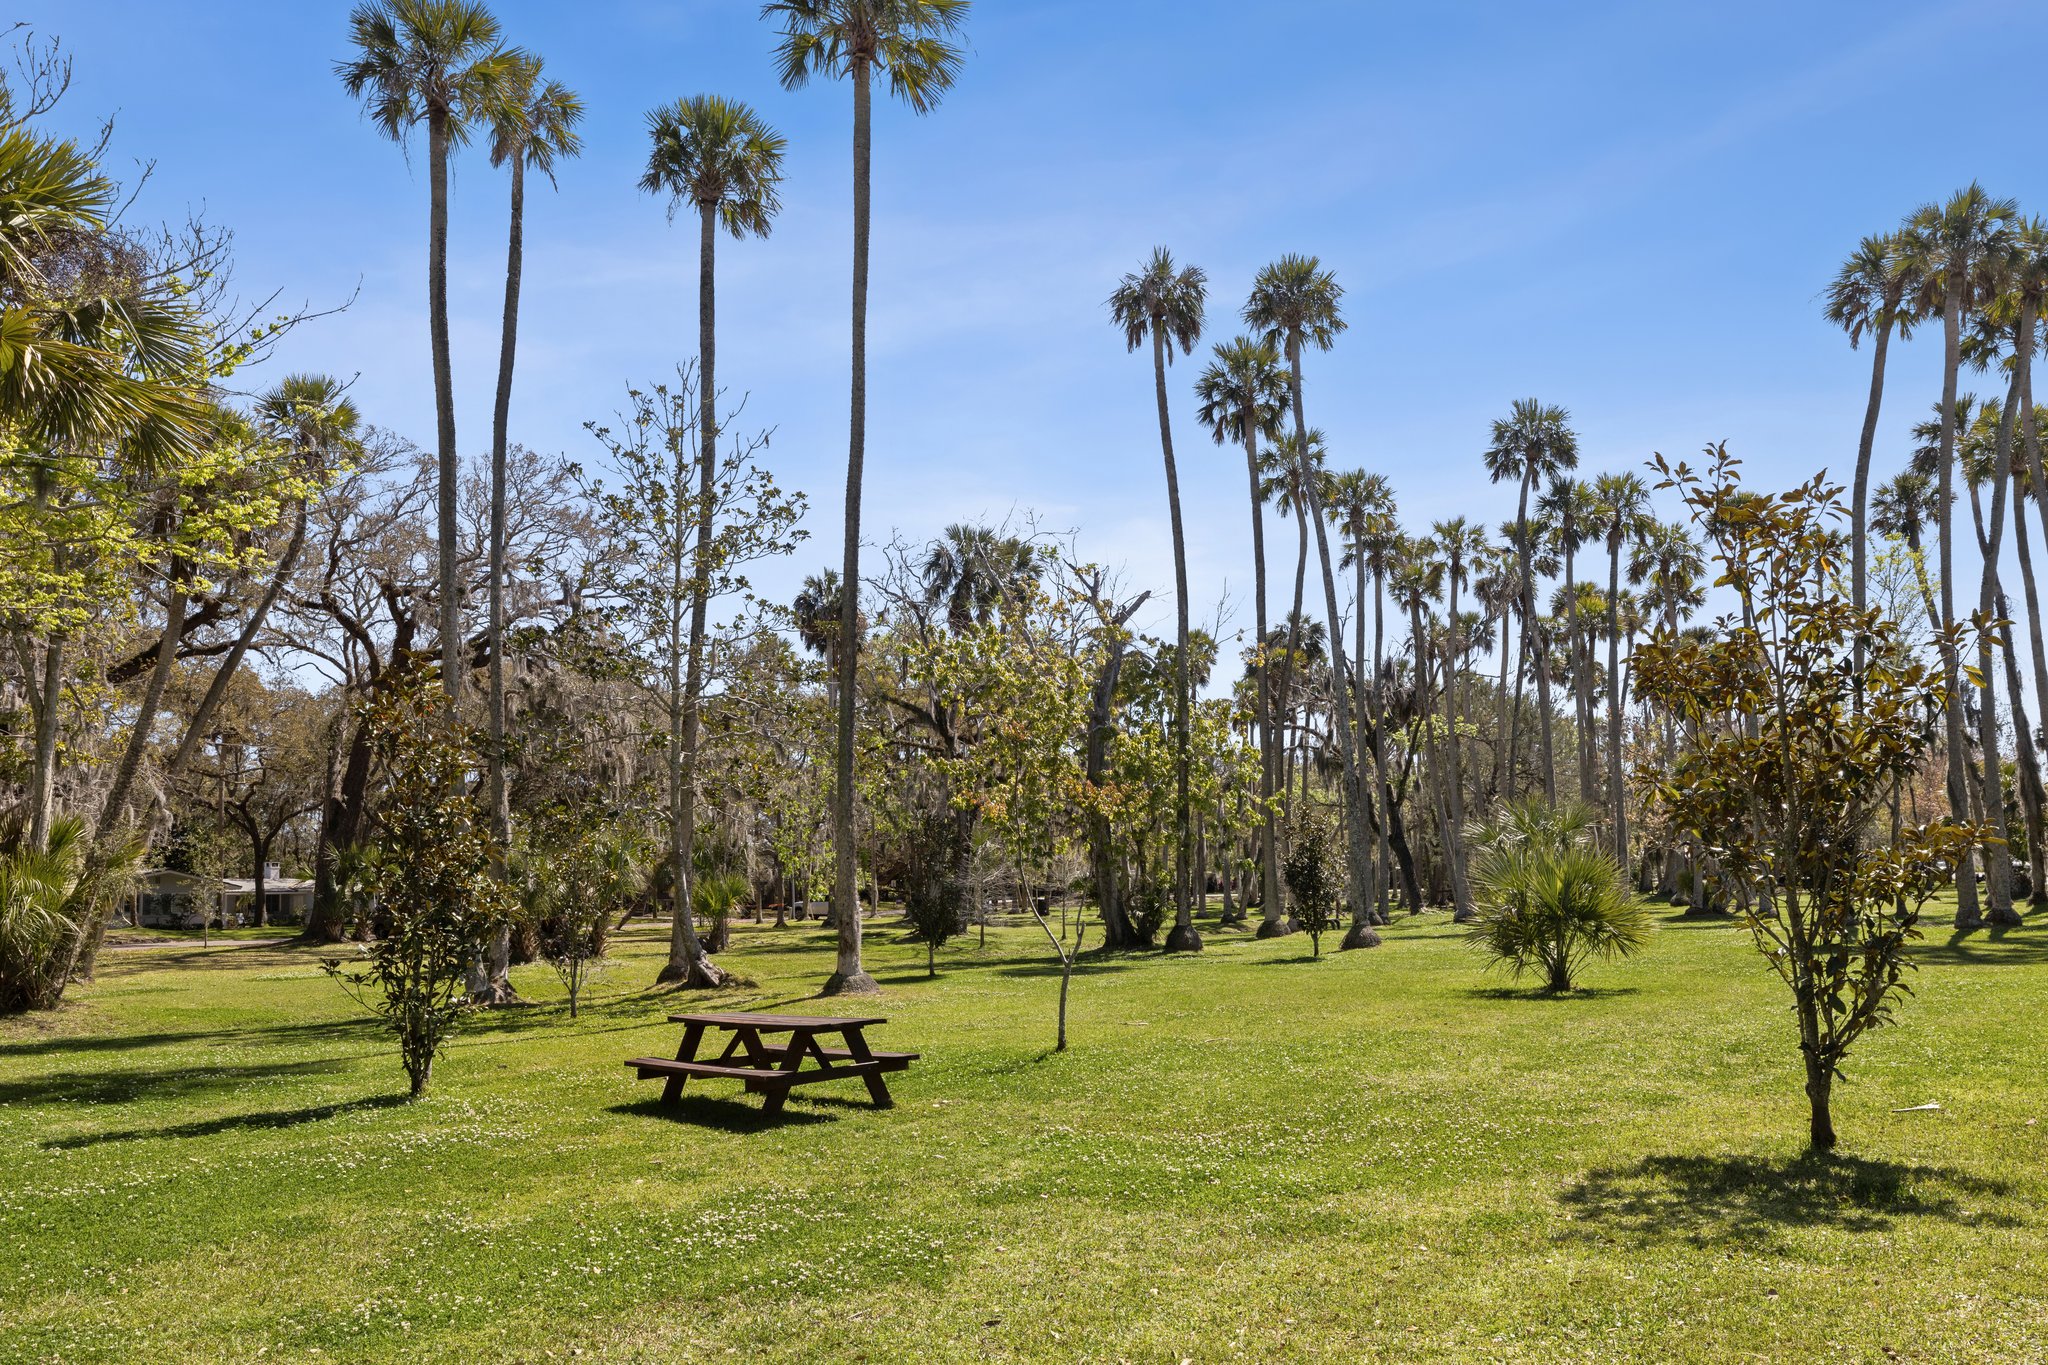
[3, 901, 2044, 1363]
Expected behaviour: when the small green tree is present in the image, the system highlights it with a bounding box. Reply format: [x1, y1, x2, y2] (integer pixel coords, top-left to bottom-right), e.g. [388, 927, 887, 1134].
[1465, 798, 1650, 993]
[901, 809, 961, 977]
[1281, 810, 1341, 958]
[324, 672, 510, 1097]
[1634, 446, 1983, 1151]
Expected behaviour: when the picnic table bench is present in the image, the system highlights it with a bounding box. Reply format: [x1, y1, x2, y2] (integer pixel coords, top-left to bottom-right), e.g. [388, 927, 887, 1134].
[625, 1012, 918, 1116]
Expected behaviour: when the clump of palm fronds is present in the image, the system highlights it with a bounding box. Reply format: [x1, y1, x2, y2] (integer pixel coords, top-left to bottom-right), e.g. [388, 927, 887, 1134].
[0, 820, 140, 1014]
[1465, 798, 1651, 992]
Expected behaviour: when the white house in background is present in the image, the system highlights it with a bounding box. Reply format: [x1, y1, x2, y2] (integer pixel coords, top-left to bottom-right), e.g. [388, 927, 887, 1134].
[125, 867, 315, 928]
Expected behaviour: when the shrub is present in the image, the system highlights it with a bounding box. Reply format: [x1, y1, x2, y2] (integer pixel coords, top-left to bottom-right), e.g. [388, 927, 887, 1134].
[0, 820, 139, 1015]
[323, 674, 510, 1097]
[902, 810, 963, 976]
[1465, 798, 1650, 992]
[1282, 810, 1342, 958]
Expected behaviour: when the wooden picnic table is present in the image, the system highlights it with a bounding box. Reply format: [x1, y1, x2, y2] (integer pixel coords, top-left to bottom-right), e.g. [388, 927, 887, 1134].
[624, 1011, 918, 1116]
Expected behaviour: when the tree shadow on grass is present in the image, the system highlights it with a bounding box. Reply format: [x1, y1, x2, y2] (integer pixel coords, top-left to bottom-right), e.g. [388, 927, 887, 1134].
[1910, 923, 2048, 969]
[0, 1013, 387, 1061]
[609, 1095, 832, 1133]
[1557, 1152, 2018, 1252]
[41, 1092, 412, 1149]
[0, 1056, 354, 1108]
[1461, 984, 1642, 1002]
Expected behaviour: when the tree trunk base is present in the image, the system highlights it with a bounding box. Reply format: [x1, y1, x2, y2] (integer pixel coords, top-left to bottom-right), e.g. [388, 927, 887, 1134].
[656, 954, 729, 990]
[1986, 904, 2025, 928]
[1953, 909, 1986, 931]
[1451, 907, 1480, 924]
[468, 981, 523, 1007]
[821, 968, 880, 996]
[1339, 923, 1382, 950]
[1254, 917, 1297, 939]
[1163, 923, 1204, 953]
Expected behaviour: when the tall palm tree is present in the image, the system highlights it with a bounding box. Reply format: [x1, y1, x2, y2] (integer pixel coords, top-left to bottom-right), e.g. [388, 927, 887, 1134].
[1825, 231, 1920, 672]
[1590, 471, 1652, 863]
[1538, 476, 1598, 805]
[339, 0, 513, 706]
[1196, 336, 1290, 936]
[640, 92, 785, 987]
[470, 55, 583, 1001]
[1246, 255, 1375, 936]
[1904, 183, 2019, 929]
[766, 0, 969, 994]
[1483, 399, 1579, 800]
[1261, 426, 1326, 858]
[1109, 246, 1207, 952]
[1429, 518, 1486, 920]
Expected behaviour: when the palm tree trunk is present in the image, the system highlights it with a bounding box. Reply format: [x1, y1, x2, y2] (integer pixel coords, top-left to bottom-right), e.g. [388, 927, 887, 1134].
[826, 56, 877, 994]
[1515, 470, 1556, 799]
[1851, 308, 1896, 687]
[474, 147, 527, 1007]
[1154, 324, 1200, 954]
[1936, 281, 1983, 927]
[1244, 418, 1285, 937]
[1976, 339, 2026, 926]
[1372, 570, 1394, 918]
[1606, 539, 1627, 864]
[1493, 610, 1512, 800]
[1278, 508, 1309, 834]
[1286, 341, 1375, 943]
[1564, 537, 1592, 806]
[2016, 354, 2048, 902]
[428, 104, 462, 705]
[1440, 577, 1474, 921]
[658, 200, 733, 988]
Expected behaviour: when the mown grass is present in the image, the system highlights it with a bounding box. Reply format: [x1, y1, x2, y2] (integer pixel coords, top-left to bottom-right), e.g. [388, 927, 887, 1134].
[2, 899, 2044, 1363]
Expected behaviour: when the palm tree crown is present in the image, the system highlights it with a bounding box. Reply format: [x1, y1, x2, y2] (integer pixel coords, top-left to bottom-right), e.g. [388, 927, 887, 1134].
[1484, 398, 1580, 490]
[489, 55, 584, 181]
[1824, 231, 1920, 348]
[1243, 254, 1346, 357]
[763, 0, 970, 110]
[336, 0, 512, 144]
[1194, 336, 1288, 449]
[640, 95, 786, 235]
[1108, 247, 1208, 358]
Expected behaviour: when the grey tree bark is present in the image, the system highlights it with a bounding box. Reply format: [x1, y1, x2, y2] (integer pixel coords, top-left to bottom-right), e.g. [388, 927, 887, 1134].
[825, 57, 878, 994]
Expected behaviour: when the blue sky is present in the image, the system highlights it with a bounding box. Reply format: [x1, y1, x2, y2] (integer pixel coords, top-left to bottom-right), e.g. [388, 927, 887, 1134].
[36, 0, 2048, 654]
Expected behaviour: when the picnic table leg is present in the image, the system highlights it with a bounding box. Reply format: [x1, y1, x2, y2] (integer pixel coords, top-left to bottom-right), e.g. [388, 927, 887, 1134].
[842, 1027, 894, 1109]
[663, 1022, 705, 1104]
[759, 1027, 812, 1117]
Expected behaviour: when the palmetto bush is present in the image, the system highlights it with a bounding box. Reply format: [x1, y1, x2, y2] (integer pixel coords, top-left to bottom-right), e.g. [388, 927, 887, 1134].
[1465, 798, 1651, 993]
[0, 819, 139, 1014]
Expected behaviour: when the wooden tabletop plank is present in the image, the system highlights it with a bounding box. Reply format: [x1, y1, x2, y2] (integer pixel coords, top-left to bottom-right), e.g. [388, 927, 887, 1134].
[665, 1011, 888, 1031]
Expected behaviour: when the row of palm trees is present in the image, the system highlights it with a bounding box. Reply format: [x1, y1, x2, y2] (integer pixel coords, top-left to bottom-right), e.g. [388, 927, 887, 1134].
[1116, 238, 1713, 945]
[339, 0, 974, 996]
[1826, 184, 2048, 930]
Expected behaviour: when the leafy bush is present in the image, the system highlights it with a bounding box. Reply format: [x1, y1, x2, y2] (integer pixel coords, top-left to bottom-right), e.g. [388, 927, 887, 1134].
[902, 810, 964, 976]
[323, 674, 510, 1096]
[1282, 810, 1342, 958]
[1465, 798, 1650, 992]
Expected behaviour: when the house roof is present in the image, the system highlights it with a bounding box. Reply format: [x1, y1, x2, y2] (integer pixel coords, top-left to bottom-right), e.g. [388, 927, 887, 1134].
[135, 870, 314, 893]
